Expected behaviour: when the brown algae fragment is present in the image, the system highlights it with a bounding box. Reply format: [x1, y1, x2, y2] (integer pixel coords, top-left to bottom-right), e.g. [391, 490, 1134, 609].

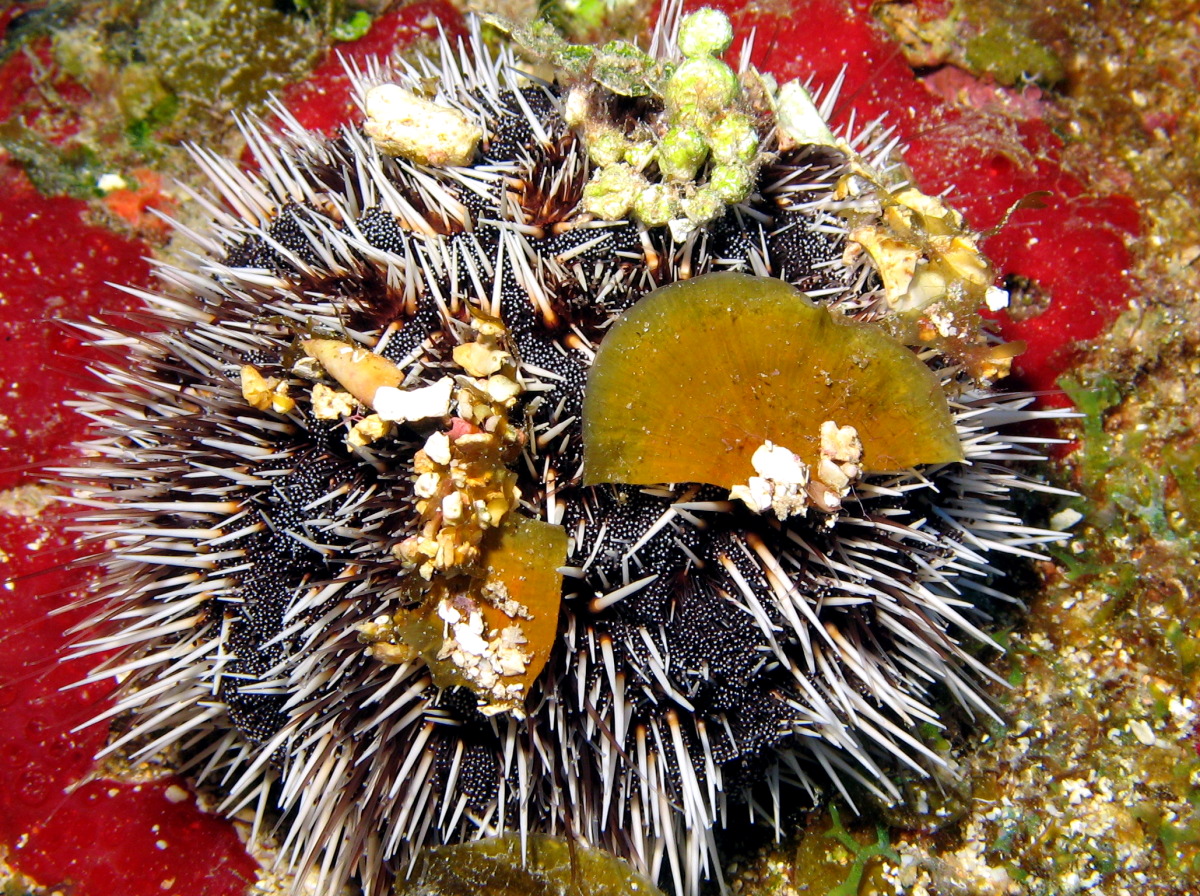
[395, 833, 665, 896]
[344, 311, 563, 716]
[581, 272, 963, 491]
[362, 517, 568, 717]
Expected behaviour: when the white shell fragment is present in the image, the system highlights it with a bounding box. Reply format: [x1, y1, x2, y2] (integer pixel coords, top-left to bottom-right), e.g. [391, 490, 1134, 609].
[731, 423, 864, 519]
[1050, 507, 1084, 531]
[775, 80, 838, 149]
[985, 285, 1011, 311]
[363, 84, 482, 167]
[373, 377, 455, 423]
[730, 441, 811, 520]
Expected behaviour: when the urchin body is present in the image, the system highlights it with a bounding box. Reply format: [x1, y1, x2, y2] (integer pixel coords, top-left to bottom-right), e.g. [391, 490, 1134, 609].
[62, 16, 1063, 896]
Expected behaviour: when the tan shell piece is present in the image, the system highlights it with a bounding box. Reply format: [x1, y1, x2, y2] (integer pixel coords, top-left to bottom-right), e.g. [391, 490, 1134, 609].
[301, 338, 405, 407]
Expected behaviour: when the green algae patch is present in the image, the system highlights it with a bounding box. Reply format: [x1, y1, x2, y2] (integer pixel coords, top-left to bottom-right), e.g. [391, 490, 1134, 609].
[581, 272, 963, 489]
[964, 22, 1065, 88]
[138, 0, 324, 118]
[395, 834, 665, 896]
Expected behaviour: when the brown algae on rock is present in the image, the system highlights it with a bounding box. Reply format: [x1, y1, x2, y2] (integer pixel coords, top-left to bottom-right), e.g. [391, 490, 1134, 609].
[581, 271, 964, 492]
[366, 516, 568, 717]
[395, 832, 665, 896]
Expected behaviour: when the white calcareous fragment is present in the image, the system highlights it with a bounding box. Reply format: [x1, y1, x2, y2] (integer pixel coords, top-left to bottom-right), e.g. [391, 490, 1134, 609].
[820, 420, 862, 464]
[363, 84, 482, 167]
[453, 618, 490, 657]
[441, 491, 465, 523]
[1050, 507, 1083, 531]
[813, 421, 863, 509]
[311, 383, 358, 420]
[413, 472, 440, 499]
[1128, 718, 1155, 746]
[775, 80, 838, 149]
[730, 441, 812, 520]
[373, 377, 454, 423]
[484, 374, 522, 405]
[423, 430, 452, 466]
[985, 285, 1011, 311]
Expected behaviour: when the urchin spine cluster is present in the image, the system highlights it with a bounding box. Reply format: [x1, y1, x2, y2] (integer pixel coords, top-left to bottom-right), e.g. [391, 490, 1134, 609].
[58, 10, 1068, 896]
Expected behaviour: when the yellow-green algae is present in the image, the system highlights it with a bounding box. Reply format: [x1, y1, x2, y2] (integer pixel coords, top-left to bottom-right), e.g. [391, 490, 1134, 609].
[394, 833, 665, 896]
[727, 806, 896, 896]
[0, 0, 358, 210]
[582, 272, 963, 489]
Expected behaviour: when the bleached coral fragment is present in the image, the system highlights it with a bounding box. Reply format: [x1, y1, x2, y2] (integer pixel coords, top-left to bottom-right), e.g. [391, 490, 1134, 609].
[730, 441, 812, 520]
[373, 377, 454, 423]
[363, 84, 482, 166]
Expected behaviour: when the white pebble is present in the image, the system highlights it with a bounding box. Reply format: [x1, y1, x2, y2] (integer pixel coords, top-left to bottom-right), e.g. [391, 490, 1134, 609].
[374, 377, 454, 423]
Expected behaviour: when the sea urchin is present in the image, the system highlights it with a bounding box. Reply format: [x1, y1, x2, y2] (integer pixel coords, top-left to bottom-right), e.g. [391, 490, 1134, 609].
[58, 7, 1066, 895]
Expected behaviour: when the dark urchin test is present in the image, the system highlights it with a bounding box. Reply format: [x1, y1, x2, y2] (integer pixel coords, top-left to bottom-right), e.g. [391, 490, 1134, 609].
[60, 7, 1067, 896]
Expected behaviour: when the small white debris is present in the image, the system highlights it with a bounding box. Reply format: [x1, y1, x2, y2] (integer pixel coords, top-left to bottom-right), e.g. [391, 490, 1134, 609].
[730, 441, 811, 520]
[485, 374, 522, 405]
[423, 430, 452, 466]
[752, 441, 809, 483]
[374, 377, 454, 423]
[363, 84, 482, 167]
[1050, 507, 1084, 531]
[452, 614, 490, 656]
[441, 491, 465, 522]
[562, 87, 589, 128]
[1128, 718, 1155, 746]
[311, 383, 358, 420]
[414, 472, 440, 499]
[97, 172, 128, 193]
[813, 420, 863, 511]
[985, 285, 1011, 311]
[926, 304, 960, 338]
[820, 420, 862, 465]
[164, 784, 189, 804]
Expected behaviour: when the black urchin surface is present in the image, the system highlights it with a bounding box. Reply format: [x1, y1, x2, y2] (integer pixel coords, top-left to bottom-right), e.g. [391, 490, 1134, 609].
[61, 21, 1065, 896]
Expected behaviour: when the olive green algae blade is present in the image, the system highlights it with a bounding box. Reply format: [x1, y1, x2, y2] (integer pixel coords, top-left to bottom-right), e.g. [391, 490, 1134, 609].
[395, 833, 666, 895]
[582, 272, 964, 488]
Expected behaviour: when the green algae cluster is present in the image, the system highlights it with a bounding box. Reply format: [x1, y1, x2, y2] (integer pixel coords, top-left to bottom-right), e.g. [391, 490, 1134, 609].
[0, 0, 357, 205]
[963, 20, 1065, 88]
[498, 7, 770, 236]
[582, 272, 963, 489]
[135, 0, 325, 119]
[875, 0, 1065, 88]
[727, 806, 897, 896]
